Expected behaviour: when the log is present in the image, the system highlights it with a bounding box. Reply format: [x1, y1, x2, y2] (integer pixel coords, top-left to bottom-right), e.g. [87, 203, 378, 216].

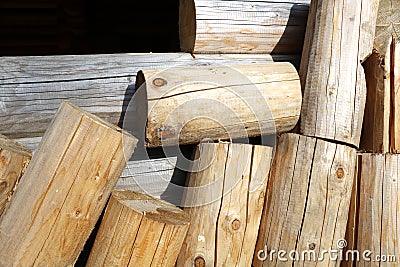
[0, 53, 298, 139]
[253, 133, 356, 267]
[357, 153, 399, 265]
[86, 190, 190, 267]
[0, 134, 31, 216]
[0, 101, 137, 266]
[179, 0, 310, 54]
[137, 62, 302, 147]
[177, 142, 273, 266]
[299, 0, 380, 147]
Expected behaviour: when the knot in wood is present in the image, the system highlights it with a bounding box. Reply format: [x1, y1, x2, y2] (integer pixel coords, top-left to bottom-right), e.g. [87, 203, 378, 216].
[194, 256, 206, 267]
[152, 77, 167, 87]
[336, 168, 345, 179]
[309, 243, 316, 250]
[231, 219, 241, 231]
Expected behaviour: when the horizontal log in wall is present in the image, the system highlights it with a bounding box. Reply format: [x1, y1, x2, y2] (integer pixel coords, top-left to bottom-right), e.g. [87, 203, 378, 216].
[0, 53, 299, 140]
[179, 0, 310, 54]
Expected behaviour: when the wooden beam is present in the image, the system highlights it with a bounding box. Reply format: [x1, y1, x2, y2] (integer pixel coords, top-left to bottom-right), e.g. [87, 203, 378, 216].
[139, 62, 302, 147]
[0, 101, 137, 266]
[0, 53, 299, 139]
[299, 0, 380, 147]
[0, 134, 31, 217]
[253, 133, 356, 266]
[178, 142, 273, 266]
[179, 0, 310, 54]
[86, 190, 190, 267]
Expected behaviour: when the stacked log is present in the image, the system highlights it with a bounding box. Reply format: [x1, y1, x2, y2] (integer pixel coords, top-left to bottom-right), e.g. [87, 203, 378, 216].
[178, 142, 273, 266]
[255, 0, 379, 266]
[0, 102, 137, 266]
[0, 134, 31, 216]
[343, 1, 400, 266]
[179, 0, 310, 54]
[87, 190, 189, 267]
[137, 63, 301, 147]
[253, 133, 356, 266]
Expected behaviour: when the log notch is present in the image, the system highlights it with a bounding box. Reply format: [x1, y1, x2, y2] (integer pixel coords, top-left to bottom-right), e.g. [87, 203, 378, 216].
[0, 101, 137, 266]
[0, 53, 297, 140]
[177, 142, 273, 266]
[179, 0, 310, 54]
[254, 133, 356, 266]
[0, 134, 31, 216]
[360, 0, 400, 153]
[356, 154, 399, 265]
[86, 190, 190, 267]
[137, 63, 302, 147]
[299, 0, 380, 147]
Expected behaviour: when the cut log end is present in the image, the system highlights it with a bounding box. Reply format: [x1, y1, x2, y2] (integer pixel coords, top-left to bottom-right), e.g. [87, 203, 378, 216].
[87, 190, 189, 267]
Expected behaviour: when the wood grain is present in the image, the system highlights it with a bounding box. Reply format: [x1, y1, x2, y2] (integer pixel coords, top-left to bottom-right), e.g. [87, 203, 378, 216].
[179, 0, 310, 54]
[360, 0, 400, 153]
[253, 133, 356, 267]
[357, 153, 400, 266]
[177, 142, 273, 266]
[0, 101, 137, 266]
[0, 53, 298, 140]
[86, 190, 190, 267]
[0, 134, 31, 217]
[360, 51, 390, 153]
[139, 62, 302, 147]
[299, 0, 380, 147]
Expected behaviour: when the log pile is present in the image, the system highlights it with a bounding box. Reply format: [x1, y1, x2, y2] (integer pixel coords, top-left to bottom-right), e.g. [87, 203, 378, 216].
[1, 0, 397, 266]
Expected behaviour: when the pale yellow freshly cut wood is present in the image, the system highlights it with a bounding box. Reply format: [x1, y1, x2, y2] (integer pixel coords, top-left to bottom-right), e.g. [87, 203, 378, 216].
[177, 142, 273, 266]
[357, 153, 400, 266]
[179, 0, 310, 54]
[0, 53, 297, 140]
[299, 0, 380, 147]
[0, 134, 31, 216]
[86, 190, 190, 267]
[138, 63, 302, 147]
[253, 133, 356, 267]
[0, 101, 137, 266]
